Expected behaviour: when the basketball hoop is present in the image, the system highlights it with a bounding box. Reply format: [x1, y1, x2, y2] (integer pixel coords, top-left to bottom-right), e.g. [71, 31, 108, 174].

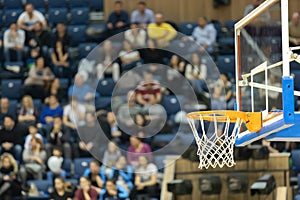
[186, 110, 262, 169]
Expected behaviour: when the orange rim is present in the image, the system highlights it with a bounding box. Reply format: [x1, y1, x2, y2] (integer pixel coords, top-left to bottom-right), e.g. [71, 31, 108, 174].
[186, 110, 262, 133]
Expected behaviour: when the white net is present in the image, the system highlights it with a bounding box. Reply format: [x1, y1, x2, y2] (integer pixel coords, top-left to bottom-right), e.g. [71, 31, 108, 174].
[187, 114, 243, 169]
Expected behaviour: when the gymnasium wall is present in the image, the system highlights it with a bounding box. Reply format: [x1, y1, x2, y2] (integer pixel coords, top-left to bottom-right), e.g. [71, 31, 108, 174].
[104, 0, 300, 24]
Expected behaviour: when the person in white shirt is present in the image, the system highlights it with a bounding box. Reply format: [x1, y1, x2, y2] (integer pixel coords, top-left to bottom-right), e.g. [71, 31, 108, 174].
[63, 96, 86, 131]
[191, 16, 217, 54]
[17, 3, 47, 32]
[3, 23, 25, 61]
[24, 124, 43, 150]
[124, 23, 146, 48]
[131, 1, 155, 28]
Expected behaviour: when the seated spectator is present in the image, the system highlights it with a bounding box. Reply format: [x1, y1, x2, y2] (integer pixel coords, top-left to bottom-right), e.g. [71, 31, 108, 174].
[124, 23, 147, 48]
[23, 57, 57, 100]
[52, 23, 70, 50]
[3, 23, 25, 62]
[17, 3, 47, 33]
[191, 16, 217, 54]
[107, 156, 134, 192]
[289, 12, 300, 47]
[68, 72, 99, 106]
[185, 53, 207, 93]
[131, 1, 155, 28]
[141, 39, 164, 64]
[220, 73, 235, 109]
[103, 112, 128, 145]
[24, 124, 43, 150]
[167, 54, 186, 83]
[75, 112, 103, 158]
[136, 71, 162, 105]
[95, 40, 120, 82]
[0, 153, 22, 199]
[20, 137, 46, 181]
[74, 176, 98, 200]
[0, 115, 26, 162]
[47, 148, 66, 183]
[83, 160, 104, 195]
[148, 13, 177, 47]
[0, 98, 17, 125]
[134, 155, 159, 199]
[18, 95, 38, 127]
[211, 82, 226, 110]
[117, 90, 142, 127]
[63, 96, 86, 137]
[51, 40, 70, 78]
[102, 141, 122, 167]
[45, 116, 71, 159]
[28, 21, 51, 49]
[106, 1, 130, 37]
[99, 179, 129, 200]
[40, 95, 63, 125]
[49, 177, 73, 200]
[261, 138, 280, 153]
[127, 136, 152, 168]
[119, 40, 142, 70]
[26, 46, 42, 70]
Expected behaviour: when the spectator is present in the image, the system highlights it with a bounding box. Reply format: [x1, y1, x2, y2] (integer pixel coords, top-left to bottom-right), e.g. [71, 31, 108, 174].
[68, 73, 98, 105]
[148, 13, 177, 47]
[45, 116, 71, 159]
[75, 112, 103, 158]
[63, 96, 86, 136]
[127, 136, 152, 167]
[244, 0, 270, 21]
[83, 160, 104, 195]
[134, 155, 159, 199]
[99, 179, 129, 200]
[125, 23, 147, 48]
[167, 54, 186, 84]
[191, 17, 217, 54]
[185, 53, 207, 93]
[95, 40, 120, 82]
[52, 23, 70, 50]
[74, 176, 98, 200]
[211, 82, 226, 110]
[47, 148, 66, 183]
[220, 73, 235, 109]
[23, 57, 56, 100]
[117, 90, 141, 127]
[18, 95, 38, 127]
[26, 45, 42, 70]
[0, 115, 26, 162]
[136, 71, 162, 105]
[0, 98, 17, 125]
[20, 137, 46, 181]
[24, 124, 43, 150]
[3, 23, 25, 62]
[28, 21, 51, 49]
[40, 95, 63, 125]
[107, 156, 134, 192]
[51, 40, 70, 78]
[102, 141, 122, 167]
[118, 40, 142, 70]
[49, 177, 73, 200]
[0, 153, 22, 199]
[289, 12, 300, 47]
[131, 1, 155, 28]
[106, 1, 130, 36]
[17, 3, 47, 32]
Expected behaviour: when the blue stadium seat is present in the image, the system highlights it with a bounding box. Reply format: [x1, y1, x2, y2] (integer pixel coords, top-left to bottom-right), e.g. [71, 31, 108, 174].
[78, 42, 98, 59]
[224, 20, 237, 31]
[3, 0, 22, 9]
[178, 22, 197, 36]
[210, 20, 222, 41]
[96, 78, 115, 97]
[74, 157, 93, 179]
[4, 9, 22, 27]
[89, 0, 103, 11]
[1, 79, 22, 100]
[27, 180, 51, 199]
[47, 0, 67, 8]
[62, 158, 72, 178]
[217, 55, 235, 75]
[70, 7, 89, 25]
[69, 0, 88, 8]
[65, 178, 78, 186]
[26, 0, 45, 9]
[48, 8, 68, 27]
[218, 37, 235, 55]
[67, 25, 87, 47]
[161, 95, 181, 116]
[95, 97, 111, 110]
[291, 61, 300, 71]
